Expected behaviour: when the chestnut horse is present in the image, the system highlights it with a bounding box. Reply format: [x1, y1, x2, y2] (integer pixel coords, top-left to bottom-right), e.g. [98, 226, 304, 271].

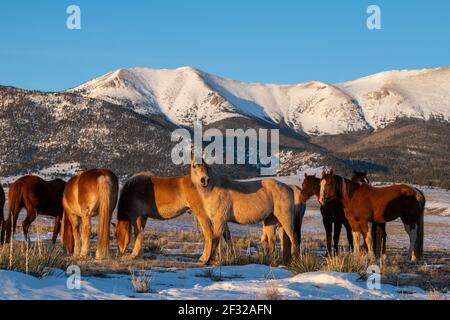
[0, 176, 66, 244]
[190, 156, 298, 263]
[61, 169, 118, 260]
[319, 169, 425, 261]
[351, 170, 387, 258]
[115, 173, 220, 263]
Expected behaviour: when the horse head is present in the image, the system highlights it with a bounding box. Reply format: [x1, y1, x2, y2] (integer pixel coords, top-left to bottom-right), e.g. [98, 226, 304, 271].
[318, 169, 338, 205]
[190, 152, 212, 190]
[300, 173, 319, 202]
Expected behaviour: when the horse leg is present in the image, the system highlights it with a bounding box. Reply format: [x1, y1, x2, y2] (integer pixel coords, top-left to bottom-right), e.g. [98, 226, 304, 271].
[361, 223, 374, 258]
[211, 218, 226, 262]
[22, 207, 37, 242]
[403, 223, 418, 262]
[3, 208, 21, 243]
[222, 224, 235, 257]
[52, 215, 62, 244]
[343, 220, 354, 252]
[131, 216, 146, 258]
[262, 215, 278, 254]
[80, 216, 91, 258]
[68, 213, 81, 257]
[274, 208, 299, 263]
[322, 217, 333, 256]
[350, 221, 361, 255]
[333, 222, 342, 254]
[195, 214, 214, 265]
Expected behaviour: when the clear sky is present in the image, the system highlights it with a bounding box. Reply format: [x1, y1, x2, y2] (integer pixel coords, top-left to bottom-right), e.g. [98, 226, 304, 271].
[0, 0, 449, 91]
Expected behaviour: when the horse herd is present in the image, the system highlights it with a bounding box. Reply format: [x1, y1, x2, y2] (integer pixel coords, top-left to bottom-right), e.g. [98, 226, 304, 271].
[0, 155, 425, 265]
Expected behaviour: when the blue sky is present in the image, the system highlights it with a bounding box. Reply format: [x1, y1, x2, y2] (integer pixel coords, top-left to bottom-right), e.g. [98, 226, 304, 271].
[0, 0, 449, 91]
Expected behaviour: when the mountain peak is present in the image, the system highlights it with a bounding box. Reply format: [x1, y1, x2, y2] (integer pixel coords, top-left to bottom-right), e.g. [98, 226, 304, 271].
[69, 66, 450, 135]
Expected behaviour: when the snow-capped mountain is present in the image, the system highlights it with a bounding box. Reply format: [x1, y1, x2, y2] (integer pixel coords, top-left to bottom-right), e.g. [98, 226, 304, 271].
[71, 66, 450, 135]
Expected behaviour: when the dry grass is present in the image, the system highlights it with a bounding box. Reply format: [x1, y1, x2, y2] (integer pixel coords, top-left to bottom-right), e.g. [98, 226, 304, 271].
[288, 248, 322, 274]
[263, 287, 282, 300]
[129, 268, 152, 293]
[322, 252, 370, 274]
[0, 241, 67, 278]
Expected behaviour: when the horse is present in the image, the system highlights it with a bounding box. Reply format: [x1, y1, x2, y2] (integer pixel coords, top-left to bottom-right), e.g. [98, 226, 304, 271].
[61, 169, 118, 260]
[190, 155, 299, 263]
[300, 173, 353, 255]
[0, 184, 5, 233]
[0, 176, 66, 244]
[115, 173, 227, 263]
[319, 169, 425, 261]
[260, 184, 306, 254]
[351, 170, 387, 259]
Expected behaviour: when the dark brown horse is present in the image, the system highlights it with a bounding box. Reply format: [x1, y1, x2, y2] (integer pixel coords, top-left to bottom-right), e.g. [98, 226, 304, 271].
[300, 173, 353, 255]
[319, 169, 425, 261]
[1, 176, 66, 244]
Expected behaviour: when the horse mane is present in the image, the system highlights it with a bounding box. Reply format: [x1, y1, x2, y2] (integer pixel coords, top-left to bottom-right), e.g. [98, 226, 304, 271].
[209, 167, 263, 193]
[335, 175, 361, 200]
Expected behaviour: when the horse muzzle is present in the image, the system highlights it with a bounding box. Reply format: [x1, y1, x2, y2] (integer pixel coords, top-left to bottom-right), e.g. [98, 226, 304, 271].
[200, 176, 210, 188]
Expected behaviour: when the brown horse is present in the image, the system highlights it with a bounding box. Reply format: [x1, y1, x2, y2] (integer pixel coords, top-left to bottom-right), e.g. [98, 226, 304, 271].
[0, 184, 5, 232]
[190, 156, 298, 263]
[300, 173, 353, 254]
[351, 170, 387, 258]
[61, 169, 118, 260]
[0, 176, 66, 244]
[115, 173, 220, 263]
[319, 169, 425, 261]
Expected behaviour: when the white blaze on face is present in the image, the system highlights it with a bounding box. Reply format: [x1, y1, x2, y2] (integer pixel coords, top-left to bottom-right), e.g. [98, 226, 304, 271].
[319, 179, 327, 205]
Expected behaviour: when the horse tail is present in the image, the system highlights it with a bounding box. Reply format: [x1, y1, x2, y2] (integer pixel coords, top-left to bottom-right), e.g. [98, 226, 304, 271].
[414, 188, 425, 259]
[96, 174, 118, 259]
[2, 181, 24, 243]
[61, 208, 74, 253]
[116, 179, 132, 254]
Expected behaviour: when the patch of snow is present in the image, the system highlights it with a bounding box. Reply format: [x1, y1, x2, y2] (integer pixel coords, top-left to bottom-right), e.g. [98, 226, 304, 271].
[0, 265, 442, 300]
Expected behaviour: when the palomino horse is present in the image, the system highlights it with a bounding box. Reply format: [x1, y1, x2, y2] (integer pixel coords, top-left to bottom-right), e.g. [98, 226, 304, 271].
[116, 173, 224, 263]
[319, 169, 425, 261]
[261, 184, 306, 254]
[61, 169, 118, 260]
[0, 176, 66, 244]
[351, 170, 387, 258]
[300, 173, 353, 254]
[190, 156, 299, 263]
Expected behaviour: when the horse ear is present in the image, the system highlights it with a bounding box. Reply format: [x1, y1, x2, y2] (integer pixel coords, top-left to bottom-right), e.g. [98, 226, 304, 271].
[322, 170, 326, 178]
[330, 168, 334, 177]
[304, 173, 308, 178]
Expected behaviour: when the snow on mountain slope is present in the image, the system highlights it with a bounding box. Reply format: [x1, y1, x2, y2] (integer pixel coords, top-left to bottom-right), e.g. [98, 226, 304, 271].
[337, 67, 450, 129]
[70, 66, 450, 135]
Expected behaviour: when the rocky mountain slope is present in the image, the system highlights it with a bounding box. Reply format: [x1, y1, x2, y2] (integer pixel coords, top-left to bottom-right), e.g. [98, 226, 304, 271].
[1, 66, 449, 188]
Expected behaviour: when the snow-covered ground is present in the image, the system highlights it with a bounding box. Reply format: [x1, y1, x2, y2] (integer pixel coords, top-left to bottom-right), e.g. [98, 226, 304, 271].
[0, 265, 443, 300]
[1, 169, 449, 300]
